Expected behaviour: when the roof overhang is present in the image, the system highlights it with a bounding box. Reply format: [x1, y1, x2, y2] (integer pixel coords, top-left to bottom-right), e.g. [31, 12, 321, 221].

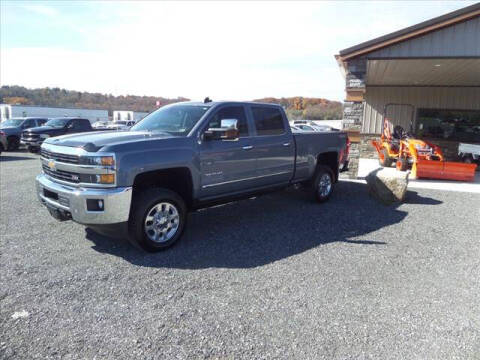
[366, 58, 480, 86]
[336, 3, 480, 68]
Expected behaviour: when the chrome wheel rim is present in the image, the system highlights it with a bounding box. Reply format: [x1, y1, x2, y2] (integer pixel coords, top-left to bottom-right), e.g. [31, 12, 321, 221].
[318, 173, 332, 198]
[144, 202, 180, 243]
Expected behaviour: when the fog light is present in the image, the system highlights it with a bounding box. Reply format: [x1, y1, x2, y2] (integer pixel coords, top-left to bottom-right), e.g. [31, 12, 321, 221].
[86, 199, 105, 211]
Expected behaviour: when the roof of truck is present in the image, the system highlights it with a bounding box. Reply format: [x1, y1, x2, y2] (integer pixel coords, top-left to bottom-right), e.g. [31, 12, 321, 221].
[179, 101, 283, 107]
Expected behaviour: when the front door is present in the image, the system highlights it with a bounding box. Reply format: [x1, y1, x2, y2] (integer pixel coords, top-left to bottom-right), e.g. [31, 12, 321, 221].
[198, 105, 256, 199]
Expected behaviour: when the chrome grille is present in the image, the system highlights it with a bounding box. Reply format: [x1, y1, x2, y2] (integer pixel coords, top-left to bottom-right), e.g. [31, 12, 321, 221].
[42, 164, 80, 184]
[40, 149, 80, 164]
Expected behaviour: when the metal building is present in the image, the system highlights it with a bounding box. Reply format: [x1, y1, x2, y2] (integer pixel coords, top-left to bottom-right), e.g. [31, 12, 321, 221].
[0, 104, 109, 124]
[335, 3, 480, 178]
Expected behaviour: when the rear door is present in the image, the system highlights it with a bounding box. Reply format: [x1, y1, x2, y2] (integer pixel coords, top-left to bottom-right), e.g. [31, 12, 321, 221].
[198, 105, 257, 198]
[250, 105, 295, 186]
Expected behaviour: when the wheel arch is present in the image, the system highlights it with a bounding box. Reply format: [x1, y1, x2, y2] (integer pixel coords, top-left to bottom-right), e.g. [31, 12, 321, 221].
[132, 167, 194, 208]
[316, 151, 339, 182]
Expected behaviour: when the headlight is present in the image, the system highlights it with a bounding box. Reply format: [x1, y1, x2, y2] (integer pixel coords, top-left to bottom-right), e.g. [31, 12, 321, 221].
[80, 155, 115, 167]
[40, 134, 50, 139]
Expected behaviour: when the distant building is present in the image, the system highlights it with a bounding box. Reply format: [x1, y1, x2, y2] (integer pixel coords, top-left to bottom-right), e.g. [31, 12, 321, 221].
[0, 104, 109, 124]
[335, 3, 480, 178]
[112, 110, 149, 122]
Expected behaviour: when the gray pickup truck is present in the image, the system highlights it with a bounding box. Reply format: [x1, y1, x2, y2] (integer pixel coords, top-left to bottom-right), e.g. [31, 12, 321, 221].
[36, 101, 349, 252]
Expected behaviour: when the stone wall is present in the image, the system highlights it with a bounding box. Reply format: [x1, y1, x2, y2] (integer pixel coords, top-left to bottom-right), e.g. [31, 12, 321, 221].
[359, 134, 380, 159]
[340, 57, 367, 179]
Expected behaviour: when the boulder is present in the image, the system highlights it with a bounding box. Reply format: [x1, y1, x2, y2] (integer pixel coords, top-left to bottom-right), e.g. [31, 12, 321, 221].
[366, 168, 409, 204]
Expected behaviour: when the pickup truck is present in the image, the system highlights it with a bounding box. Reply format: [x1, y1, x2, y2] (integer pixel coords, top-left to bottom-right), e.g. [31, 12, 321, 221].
[0, 117, 48, 150]
[21, 117, 94, 152]
[35, 101, 349, 252]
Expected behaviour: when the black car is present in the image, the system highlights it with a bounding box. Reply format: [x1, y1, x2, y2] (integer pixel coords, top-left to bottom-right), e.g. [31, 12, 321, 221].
[21, 117, 94, 152]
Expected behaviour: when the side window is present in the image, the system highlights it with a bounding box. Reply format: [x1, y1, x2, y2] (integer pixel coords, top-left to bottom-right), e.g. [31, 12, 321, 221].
[36, 119, 47, 126]
[208, 106, 249, 137]
[24, 119, 36, 128]
[252, 107, 285, 136]
[80, 120, 91, 130]
[70, 120, 82, 130]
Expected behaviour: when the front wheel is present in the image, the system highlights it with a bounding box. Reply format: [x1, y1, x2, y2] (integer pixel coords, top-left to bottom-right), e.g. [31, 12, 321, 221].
[128, 188, 187, 252]
[28, 146, 40, 153]
[312, 165, 334, 203]
[7, 136, 19, 151]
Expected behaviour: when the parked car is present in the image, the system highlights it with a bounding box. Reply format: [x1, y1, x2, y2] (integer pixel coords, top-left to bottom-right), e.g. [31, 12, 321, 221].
[0, 130, 7, 155]
[0, 117, 48, 150]
[21, 117, 94, 152]
[459, 143, 480, 166]
[35, 101, 349, 252]
[105, 120, 136, 130]
[92, 121, 110, 129]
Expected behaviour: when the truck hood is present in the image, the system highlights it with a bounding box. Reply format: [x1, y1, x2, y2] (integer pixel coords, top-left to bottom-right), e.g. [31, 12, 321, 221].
[24, 126, 65, 135]
[45, 130, 175, 151]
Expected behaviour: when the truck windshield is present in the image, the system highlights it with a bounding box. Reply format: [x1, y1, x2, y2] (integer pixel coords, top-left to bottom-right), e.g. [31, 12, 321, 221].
[1, 118, 24, 127]
[131, 105, 209, 135]
[46, 118, 70, 128]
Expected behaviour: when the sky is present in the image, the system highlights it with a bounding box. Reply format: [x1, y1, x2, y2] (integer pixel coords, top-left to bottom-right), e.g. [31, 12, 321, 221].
[0, 1, 477, 102]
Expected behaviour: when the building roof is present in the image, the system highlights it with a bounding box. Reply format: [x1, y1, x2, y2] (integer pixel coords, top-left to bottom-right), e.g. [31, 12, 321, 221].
[338, 3, 480, 60]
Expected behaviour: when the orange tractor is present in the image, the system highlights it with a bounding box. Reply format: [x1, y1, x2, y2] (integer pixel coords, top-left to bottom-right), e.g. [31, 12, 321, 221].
[371, 104, 477, 181]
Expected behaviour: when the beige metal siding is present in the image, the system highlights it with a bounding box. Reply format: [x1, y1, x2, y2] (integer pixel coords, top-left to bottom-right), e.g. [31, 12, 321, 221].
[362, 86, 480, 134]
[368, 16, 480, 58]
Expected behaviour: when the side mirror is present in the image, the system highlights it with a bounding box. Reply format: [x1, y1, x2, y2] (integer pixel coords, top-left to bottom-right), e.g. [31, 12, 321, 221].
[204, 119, 239, 141]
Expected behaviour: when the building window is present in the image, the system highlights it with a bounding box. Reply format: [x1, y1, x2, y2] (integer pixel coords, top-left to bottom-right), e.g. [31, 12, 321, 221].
[416, 109, 480, 143]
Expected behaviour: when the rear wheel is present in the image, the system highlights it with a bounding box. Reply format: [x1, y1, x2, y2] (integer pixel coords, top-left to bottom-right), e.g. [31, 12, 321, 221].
[28, 146, 39, 153]
[379, 148, 393, 167]
[7, 136, 19, 151]
[128, 188, 187, 252]
[312, 165, 334, 203]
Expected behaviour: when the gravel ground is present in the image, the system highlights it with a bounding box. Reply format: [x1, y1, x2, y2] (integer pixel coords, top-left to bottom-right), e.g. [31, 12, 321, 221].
[1, 150, 480, 359]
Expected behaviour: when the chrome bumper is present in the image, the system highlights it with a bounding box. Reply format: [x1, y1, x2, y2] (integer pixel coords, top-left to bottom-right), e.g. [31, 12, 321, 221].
[36, 174, 132, 224]
[21, 139, 42, 146]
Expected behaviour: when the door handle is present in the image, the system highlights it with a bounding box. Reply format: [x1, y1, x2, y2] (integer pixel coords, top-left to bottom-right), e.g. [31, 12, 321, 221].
[283, 142, 291, 147]
[242, 145, 253, 150]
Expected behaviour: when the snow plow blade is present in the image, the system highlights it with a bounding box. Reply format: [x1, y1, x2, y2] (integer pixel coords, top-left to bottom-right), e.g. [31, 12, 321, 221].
[414, 159, 477, 181]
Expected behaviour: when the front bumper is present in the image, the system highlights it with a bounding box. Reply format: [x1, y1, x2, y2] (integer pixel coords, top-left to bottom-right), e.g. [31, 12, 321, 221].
[36, 174, 132, 225]
[21, 139, 43, 147]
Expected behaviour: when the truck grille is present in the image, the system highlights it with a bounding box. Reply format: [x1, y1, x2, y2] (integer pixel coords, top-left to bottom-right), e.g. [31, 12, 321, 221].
[22, 132, 40, 141]
[42, 164, 80, 184]
[41, 149, 80, 164]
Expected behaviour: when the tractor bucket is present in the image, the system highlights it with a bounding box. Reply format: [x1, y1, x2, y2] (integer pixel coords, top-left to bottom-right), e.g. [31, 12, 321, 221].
[413, 159, 477, 181]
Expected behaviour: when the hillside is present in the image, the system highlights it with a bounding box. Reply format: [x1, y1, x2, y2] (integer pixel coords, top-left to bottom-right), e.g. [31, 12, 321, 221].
[0, 85, 189, 114]
[0, 86, 343, 120]
[254, 97, 343, 120]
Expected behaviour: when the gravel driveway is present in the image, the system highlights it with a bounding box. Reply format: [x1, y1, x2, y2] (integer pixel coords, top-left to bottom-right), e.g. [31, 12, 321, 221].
[1, 151, 479, 359]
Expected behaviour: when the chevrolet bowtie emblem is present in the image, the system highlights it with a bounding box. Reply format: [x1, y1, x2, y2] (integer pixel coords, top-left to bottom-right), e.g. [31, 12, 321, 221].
[48, 160, 56, 171]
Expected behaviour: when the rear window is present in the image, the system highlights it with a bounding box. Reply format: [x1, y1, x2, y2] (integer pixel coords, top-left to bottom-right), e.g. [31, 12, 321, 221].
[252, 107, 285, 136]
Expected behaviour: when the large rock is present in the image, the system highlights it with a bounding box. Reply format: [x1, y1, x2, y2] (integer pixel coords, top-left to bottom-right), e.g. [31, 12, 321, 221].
[366, 168, 409, 204]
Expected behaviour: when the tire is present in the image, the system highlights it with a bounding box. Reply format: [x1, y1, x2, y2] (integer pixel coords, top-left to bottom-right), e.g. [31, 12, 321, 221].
[7, 136, 19, 151]
[312, 165, 334, 203]
[396, 157, 408, 171]
[128, 188, 187, 252]
[379, 148, 393, 167]
[462, 155, 474, 164]
[28, 146, 40, 153]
